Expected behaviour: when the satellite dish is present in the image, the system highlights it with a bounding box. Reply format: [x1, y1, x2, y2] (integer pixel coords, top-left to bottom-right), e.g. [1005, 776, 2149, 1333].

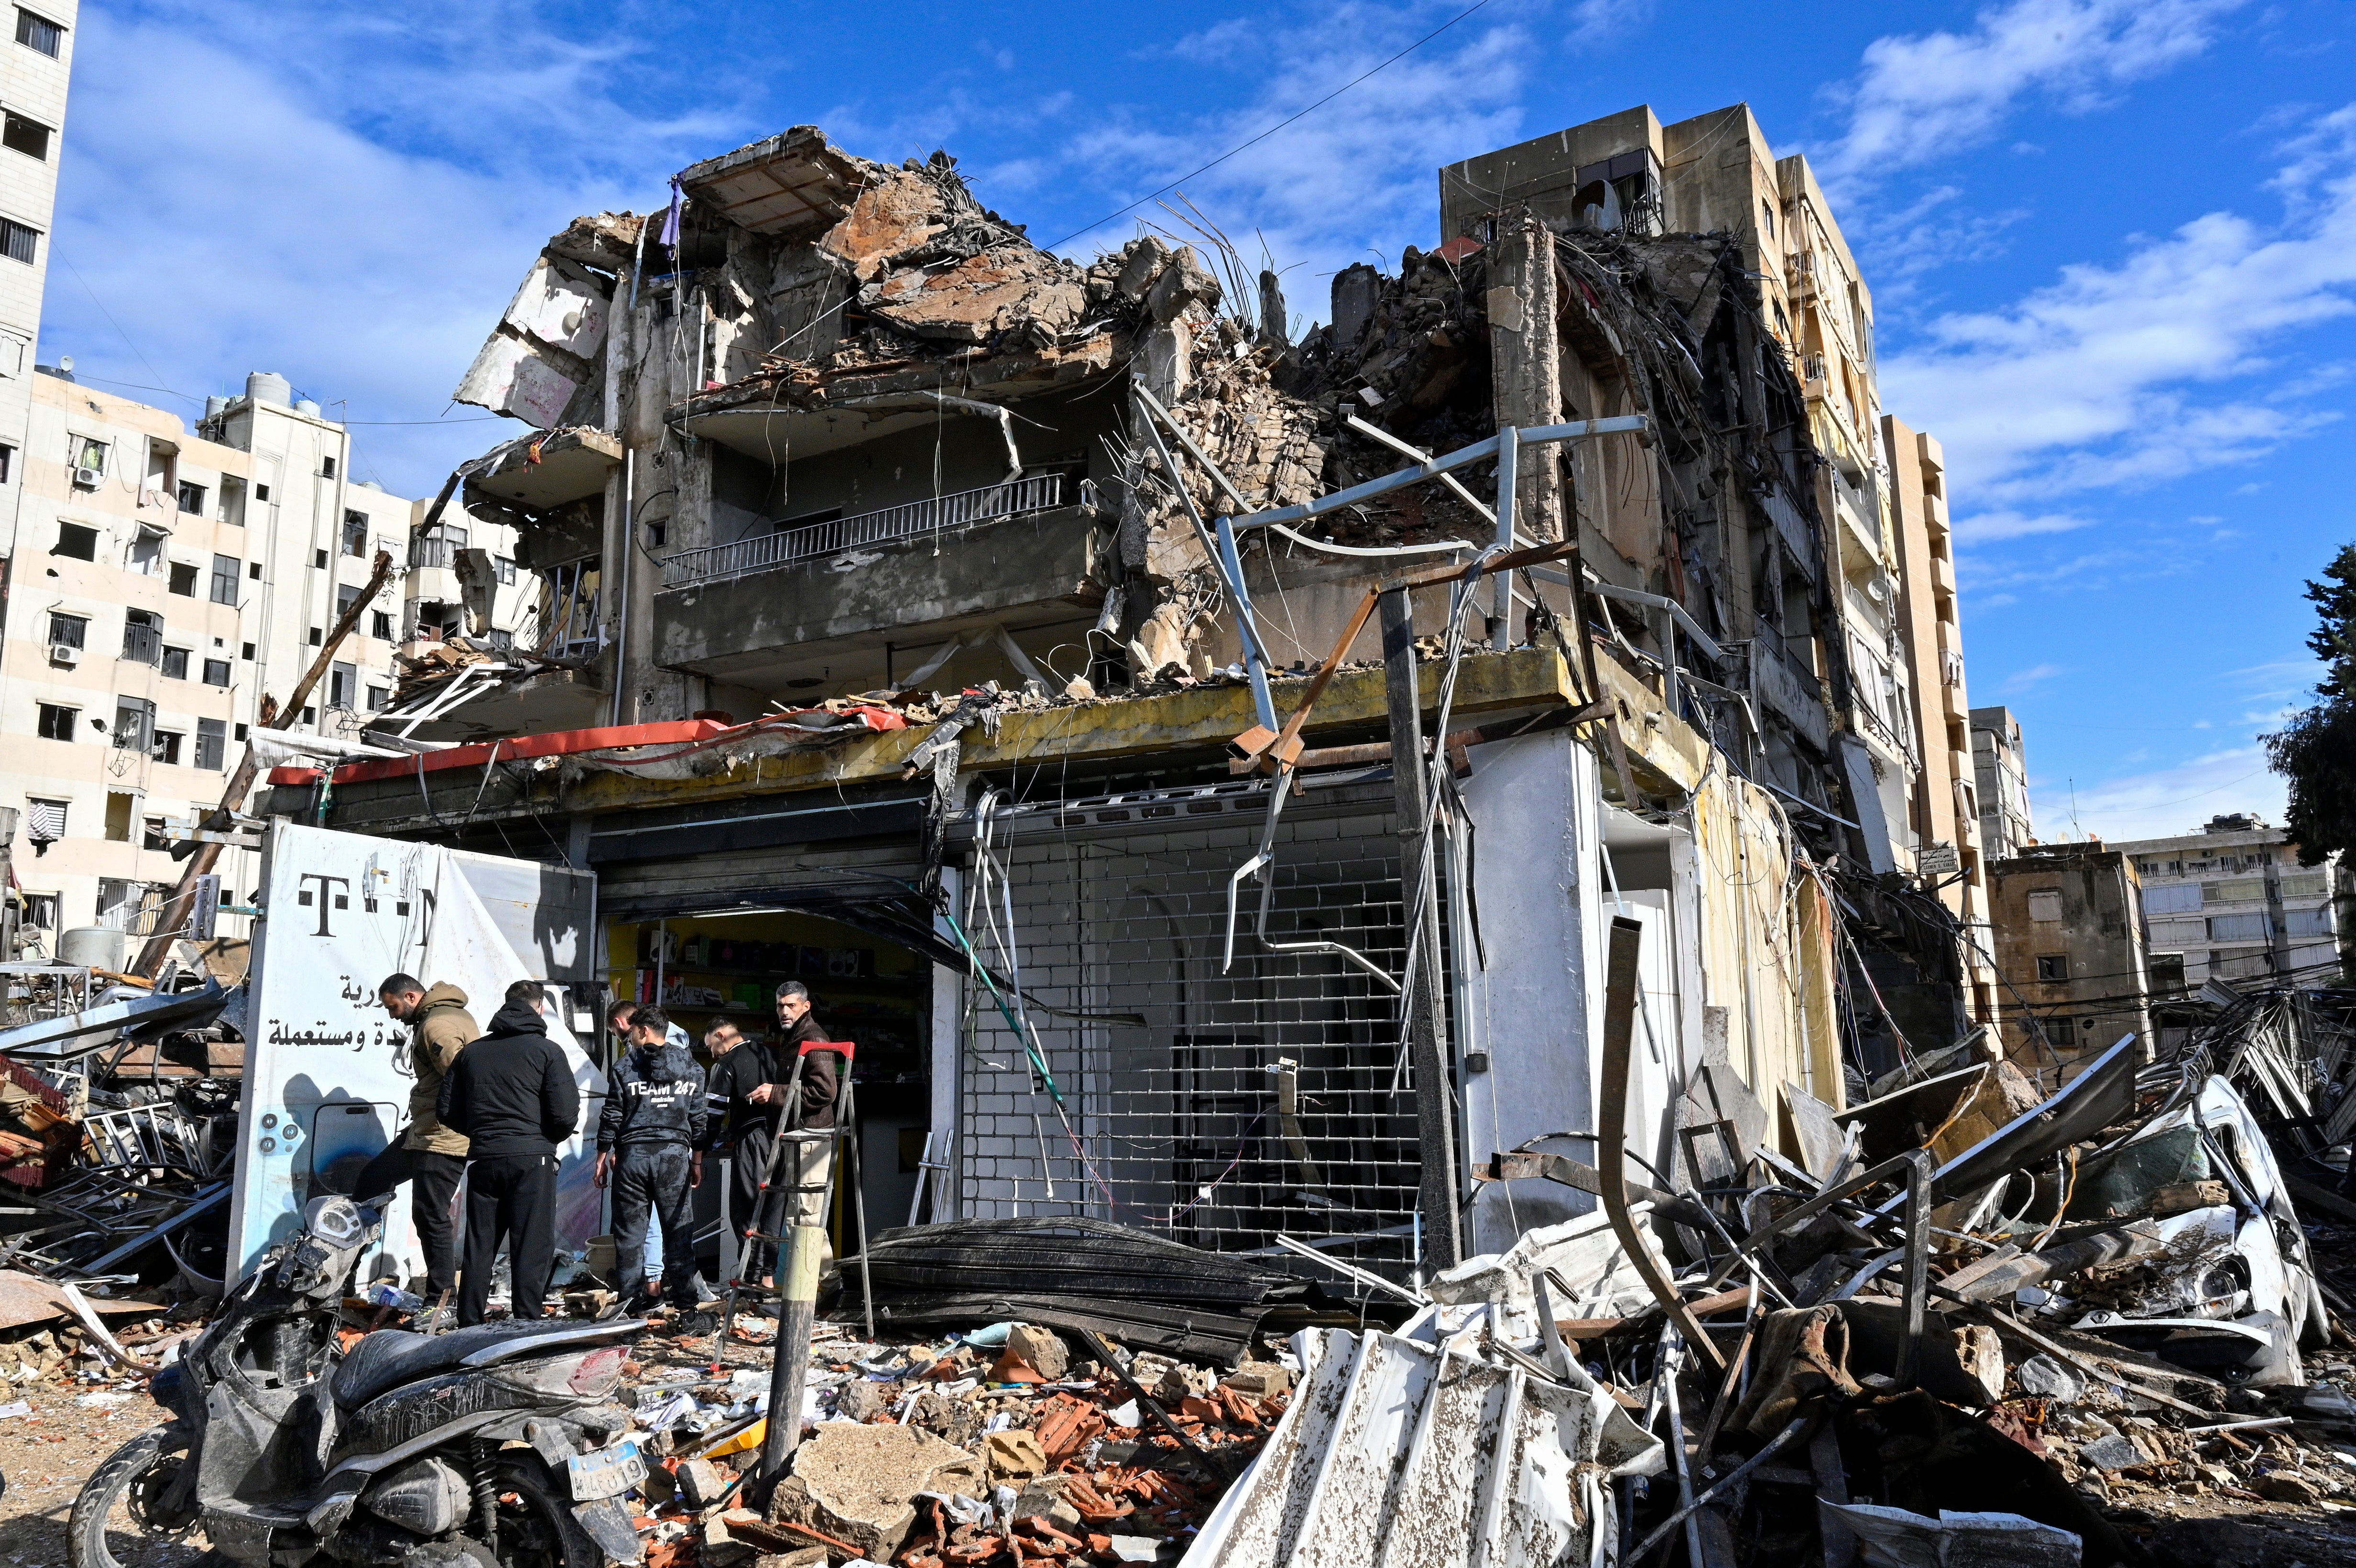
[56, 355, 71, 372]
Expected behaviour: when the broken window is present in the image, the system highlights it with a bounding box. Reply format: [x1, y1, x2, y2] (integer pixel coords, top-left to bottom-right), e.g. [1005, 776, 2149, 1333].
[342, 509, 367, 555]
[2034, 955, 2067, 981]
[53, 520, 95, 559]
[111, 697, 154, 751]
[160, 645, 188, 680]
[410, 523, 466, 570]
[177, 480, 206, 514]
[122, 610, 163, 665]
[202, 657, 229, 686]
[167, 559, 197, 596]
[128, 526, 165, 576]
[196, 718, 225, 770]
[46, 610, 83, 648]
[328, 661, 356, 710]
[35, 702, 73, 740]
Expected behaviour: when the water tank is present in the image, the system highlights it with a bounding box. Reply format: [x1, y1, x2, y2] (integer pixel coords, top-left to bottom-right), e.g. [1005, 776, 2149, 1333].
[246, 371, 291, 407]
[59, 926, 127, 974]
[204, 395, 229, 420]
[295, 398, 322, 418]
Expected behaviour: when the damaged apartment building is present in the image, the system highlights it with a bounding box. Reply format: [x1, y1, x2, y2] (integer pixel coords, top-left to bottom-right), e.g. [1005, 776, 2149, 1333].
[267, 103, 2000, 1277]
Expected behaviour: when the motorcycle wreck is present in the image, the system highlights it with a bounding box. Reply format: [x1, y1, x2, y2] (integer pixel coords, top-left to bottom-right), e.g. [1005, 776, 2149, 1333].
[69, 1197, 651, 1568]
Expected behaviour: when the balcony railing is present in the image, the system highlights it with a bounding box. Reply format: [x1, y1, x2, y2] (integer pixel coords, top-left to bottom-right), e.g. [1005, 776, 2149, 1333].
[658, 474, 1068, 591]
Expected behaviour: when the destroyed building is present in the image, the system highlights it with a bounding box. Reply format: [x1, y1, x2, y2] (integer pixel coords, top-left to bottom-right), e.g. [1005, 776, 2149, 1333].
[273, 102, 2011, 1272]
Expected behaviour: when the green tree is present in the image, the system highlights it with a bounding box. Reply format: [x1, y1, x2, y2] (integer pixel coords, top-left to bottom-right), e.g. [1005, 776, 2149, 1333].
[2266, 542, 2356, 866]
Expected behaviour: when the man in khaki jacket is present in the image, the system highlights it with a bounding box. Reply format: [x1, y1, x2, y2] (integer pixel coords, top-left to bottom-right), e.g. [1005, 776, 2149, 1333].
[354, 973, 479, 1299]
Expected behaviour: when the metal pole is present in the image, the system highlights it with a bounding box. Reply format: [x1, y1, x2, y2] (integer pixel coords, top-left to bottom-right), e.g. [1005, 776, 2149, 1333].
[756, 1220, 824, 1486]
[1490, 427, 1517, 647]
[1380, 585, 1460, 1271]
[1214, 513, 1279, 733]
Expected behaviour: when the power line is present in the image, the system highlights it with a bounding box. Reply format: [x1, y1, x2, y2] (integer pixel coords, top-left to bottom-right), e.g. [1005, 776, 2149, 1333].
[1039, 0, 1504, 252]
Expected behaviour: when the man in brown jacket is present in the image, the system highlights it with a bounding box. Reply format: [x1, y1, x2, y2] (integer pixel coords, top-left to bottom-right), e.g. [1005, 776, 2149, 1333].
[354, 973, 479, 1299]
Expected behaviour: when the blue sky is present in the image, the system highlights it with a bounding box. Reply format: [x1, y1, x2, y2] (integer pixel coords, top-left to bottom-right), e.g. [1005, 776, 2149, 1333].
[36, 0, 2356, 842]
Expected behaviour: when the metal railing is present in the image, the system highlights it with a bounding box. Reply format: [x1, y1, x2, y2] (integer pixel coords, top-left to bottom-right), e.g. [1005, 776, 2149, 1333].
[122, 623, 163, 665]
[658, 473, 1067, 591]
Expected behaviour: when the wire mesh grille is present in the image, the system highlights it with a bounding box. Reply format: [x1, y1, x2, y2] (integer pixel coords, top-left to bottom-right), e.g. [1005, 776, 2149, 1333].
[953, 808, 1426, 1272]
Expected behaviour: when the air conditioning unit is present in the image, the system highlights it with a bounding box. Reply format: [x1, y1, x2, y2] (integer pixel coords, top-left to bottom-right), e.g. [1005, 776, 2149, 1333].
[47, 643, 77, 666]
[72, 466, 102, 489]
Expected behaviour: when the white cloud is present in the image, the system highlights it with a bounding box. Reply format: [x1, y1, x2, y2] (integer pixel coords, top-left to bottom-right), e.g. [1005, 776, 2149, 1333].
[1883, 103, 2356, 507]
[1566, 0, 1653, 48]
[2004, 662, 2067, 691]
[1815, 0, 2246, 189]
[1952, 508, 2094, 542]
[1051, 5, 1532, 293]
[42, 7, 737, 497]
[2064, 746, 2285, 841]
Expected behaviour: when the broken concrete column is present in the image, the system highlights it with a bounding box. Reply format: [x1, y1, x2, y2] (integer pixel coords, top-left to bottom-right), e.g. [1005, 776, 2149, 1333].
[1136, 318, 1193, 407]
[1331, 263, 1380, 349]
[1258, 270, 1288, 348]
[1485, 213, 1565, 542]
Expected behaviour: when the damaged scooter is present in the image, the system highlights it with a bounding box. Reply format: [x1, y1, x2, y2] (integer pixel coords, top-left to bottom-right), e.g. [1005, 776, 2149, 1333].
[68, 1196, 651, 1568]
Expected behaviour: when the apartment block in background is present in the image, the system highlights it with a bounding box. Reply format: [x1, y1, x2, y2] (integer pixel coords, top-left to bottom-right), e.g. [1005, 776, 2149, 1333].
[1986, 841, 2153, 1085]
[2114, 814, 2347, 989]
[0, 2, 71, 610]
[1970, 705, 2033, 860]
[0, 370, 414, 943]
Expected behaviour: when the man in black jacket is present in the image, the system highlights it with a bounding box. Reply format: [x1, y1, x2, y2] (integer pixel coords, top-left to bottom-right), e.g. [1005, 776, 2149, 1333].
[595, 1005, 705, 1312]
[439, 980, 581, 1325]
[708, 981, 839, 1275]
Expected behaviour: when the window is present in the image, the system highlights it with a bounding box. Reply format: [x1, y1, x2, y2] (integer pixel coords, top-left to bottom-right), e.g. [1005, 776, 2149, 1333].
[2145, 883, 2202, 915]
[254, 482, 270, 502]
[153, 730, 182, 765]
[96, 876, 142, 929]
[167, 560, 197, 596]
[210, 554, 240, 604]
[328, 662, 356, 710]
[321, 454, 337, 479]
[24, 796, 65, 849]
[341, 510, 367, 556]
[366, 685, 389, 713]
[1760, 199, 1775, 239]
[160, 646, 189, 680]
[16, 10, 63, 58]
[195, 718, 225, 771]
[371, 610, 393, 641]
[2207, 913, 2269, 942]
[142, 815, 168, 851]
[128, 527, 164, 576]
[313, 548, 327, 569]
[409, 523, 466, 570]
[35, 702, 73, 740]
[299, 706, 316, 727]
[0, 441, 13, 483]
[176, 480, 206, 515]
[336, 583, 361, 617]
[246, 560, 262, 579]
[2026, 890, 2063, 922]
[122, 610, 162, 665]
[45, 611, 84, 648]
[2040, 1015, 2074, 1045]
[52, 521, 95, 559]
[102, 791, 133, 841]
[2034, 955, 2067, 980]
[202, 657, 229, 687]
[494, 555, 517, 585]
[240, 642, 255, 661]
[307, 626, 322, 646]
[2, 110, 50, 162]
[0, 217, 39, 266]
[111, 697, 153, 752]
[20, 893, 55, 931]
[233, 722, 248, 741]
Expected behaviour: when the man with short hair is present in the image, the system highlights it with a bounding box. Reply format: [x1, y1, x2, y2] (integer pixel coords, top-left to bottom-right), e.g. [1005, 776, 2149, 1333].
[356, 973, 478, 1299]
[744, 980, 842, 1260]
[595, 1005, 706, 1313]
[440, 979, 580, 1324]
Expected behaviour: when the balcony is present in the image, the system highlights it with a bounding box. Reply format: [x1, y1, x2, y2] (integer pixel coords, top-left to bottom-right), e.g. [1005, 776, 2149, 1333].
[654, 488, 1106, 693]
[659, 474, 1069, 591]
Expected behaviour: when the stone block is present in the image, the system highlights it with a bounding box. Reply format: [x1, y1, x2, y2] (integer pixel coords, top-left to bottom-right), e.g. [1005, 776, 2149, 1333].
[770, 1423, 983, 1563]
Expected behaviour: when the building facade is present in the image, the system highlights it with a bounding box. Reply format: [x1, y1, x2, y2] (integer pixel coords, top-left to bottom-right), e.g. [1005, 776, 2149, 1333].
[0, 370, 414, 944]
[1969, 705, 2033, 860]
[0, 1, 71, 633]
[1986, 841, 2153, 1083]
[2113, 814, 2346, 988]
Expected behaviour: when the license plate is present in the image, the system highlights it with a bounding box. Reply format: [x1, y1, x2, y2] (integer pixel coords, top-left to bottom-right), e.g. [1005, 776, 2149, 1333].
[566, 1438, 646, 1501]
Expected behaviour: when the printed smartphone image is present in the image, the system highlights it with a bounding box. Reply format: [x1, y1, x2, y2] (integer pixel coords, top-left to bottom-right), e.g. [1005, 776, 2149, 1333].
[305, 1098, 397, 1198]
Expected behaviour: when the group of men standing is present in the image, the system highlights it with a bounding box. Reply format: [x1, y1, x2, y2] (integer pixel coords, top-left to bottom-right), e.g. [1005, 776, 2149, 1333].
[357, 973, 841, 1326]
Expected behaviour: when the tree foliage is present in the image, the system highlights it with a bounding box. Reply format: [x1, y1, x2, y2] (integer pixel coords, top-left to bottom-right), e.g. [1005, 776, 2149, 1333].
[2266, 543, 2356, 866]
